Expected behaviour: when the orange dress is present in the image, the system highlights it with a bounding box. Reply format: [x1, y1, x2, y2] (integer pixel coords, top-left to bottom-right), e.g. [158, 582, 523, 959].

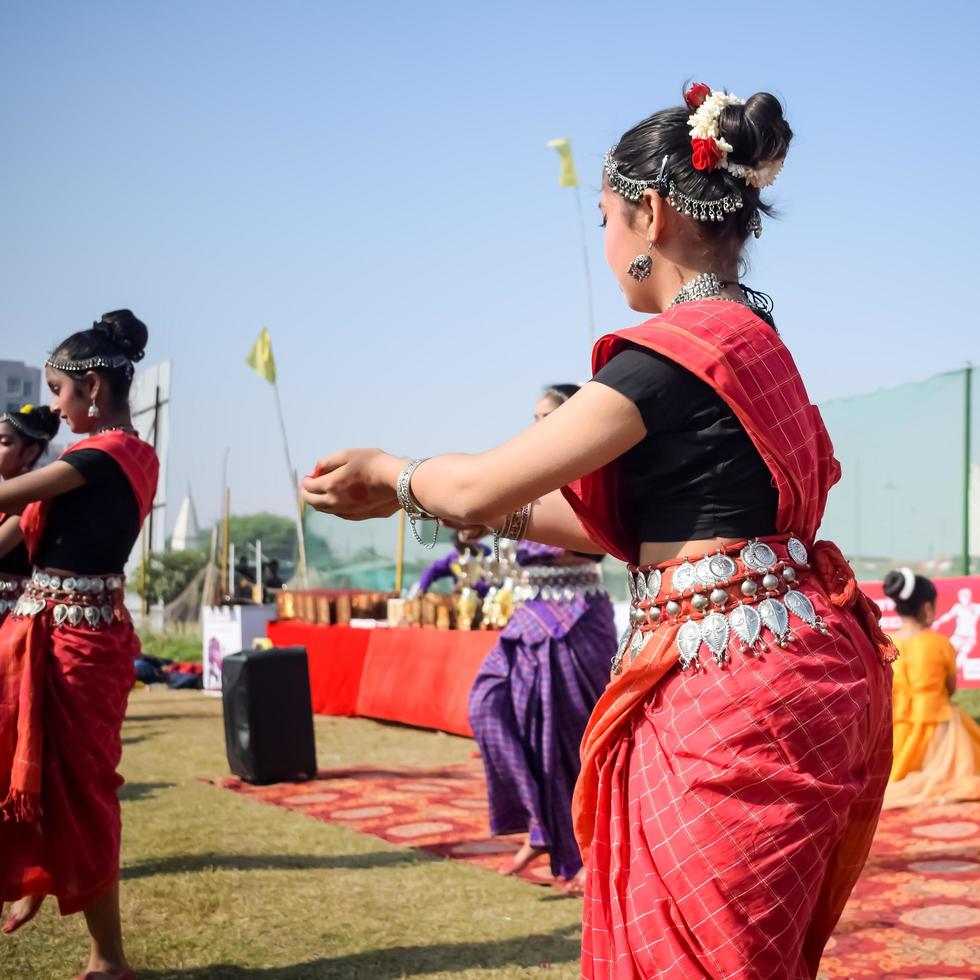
[885, 629, 980, 808]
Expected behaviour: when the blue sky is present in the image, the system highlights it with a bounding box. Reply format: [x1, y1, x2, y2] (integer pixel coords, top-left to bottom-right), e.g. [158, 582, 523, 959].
[2, 1, 977, 557]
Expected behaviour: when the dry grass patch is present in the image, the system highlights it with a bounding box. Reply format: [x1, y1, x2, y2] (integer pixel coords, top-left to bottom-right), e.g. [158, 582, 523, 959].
[1, 690, 581, 979]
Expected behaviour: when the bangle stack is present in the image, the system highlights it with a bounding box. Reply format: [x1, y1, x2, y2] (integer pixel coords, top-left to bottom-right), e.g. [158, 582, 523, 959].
[493, 503, 532, 561]
[396, 458, 440, 550]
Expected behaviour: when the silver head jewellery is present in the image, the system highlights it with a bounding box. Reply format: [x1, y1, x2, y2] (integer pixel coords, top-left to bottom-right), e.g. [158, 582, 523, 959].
[395, 458, 440, 550]
[666, 184, 743, 223]
[604, 148, 743, 224]
[0, 412, 51, 442]
[45, 353, 134, 381]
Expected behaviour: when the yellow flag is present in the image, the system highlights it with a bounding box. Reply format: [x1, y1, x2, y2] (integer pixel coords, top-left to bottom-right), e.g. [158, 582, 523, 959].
[246, 326, 276, 383]
[547, 138, 578, 188]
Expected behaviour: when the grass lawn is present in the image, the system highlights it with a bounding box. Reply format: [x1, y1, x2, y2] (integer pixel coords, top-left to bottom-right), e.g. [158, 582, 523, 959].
[0, 691, 582, 980]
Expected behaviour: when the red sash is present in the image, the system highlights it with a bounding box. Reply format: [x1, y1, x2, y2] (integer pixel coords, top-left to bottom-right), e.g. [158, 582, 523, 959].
[561, 301, 839, 564]
[566, 302, 892, 852]
[19, 429, 159, 560]
[1, 430, 158, 824]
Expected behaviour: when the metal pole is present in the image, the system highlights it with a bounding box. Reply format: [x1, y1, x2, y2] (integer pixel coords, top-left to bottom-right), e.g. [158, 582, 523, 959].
[142, 384, 162, 617]
[965, 363, 973, 576]
[573, 183, 596, 345]
[395, 509, 406, 594]
[221, 487, 231, 598]
[271, 380, 309, 587]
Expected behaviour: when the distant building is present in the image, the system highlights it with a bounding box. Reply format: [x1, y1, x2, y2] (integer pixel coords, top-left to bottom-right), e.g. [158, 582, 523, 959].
[171, 487, 201, 552]
[0, 360, 42, 414]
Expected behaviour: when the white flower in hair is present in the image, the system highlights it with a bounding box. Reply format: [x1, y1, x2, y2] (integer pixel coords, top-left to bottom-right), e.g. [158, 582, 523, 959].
[687, 89, 743, 166]
[723, 156, 785, 189]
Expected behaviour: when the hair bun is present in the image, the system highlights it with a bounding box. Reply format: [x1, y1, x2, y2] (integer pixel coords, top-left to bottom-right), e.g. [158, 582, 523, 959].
[30, 405, 61, 440]
[882, 569, 906, 600]
[717, 92, 792, 168]
[94, 309, 148, 363]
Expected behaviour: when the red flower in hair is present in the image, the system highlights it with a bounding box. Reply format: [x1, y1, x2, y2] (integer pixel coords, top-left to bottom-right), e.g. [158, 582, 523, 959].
[691, 138, 722, 171]
[684, 82, 711, 109]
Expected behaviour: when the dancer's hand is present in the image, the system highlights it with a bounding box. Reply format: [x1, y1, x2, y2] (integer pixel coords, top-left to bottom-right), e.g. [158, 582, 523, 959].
[439, 518, 495, 543]
[300, 449, 404, 521]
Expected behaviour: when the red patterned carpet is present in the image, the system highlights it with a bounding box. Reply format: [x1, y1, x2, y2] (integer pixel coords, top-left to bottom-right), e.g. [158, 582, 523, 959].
[213, 766, 980, 976]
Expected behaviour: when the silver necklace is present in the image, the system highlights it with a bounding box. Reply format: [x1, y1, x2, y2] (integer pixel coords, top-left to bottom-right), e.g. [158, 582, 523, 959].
[95, 423, 137, 436]
[667, 271, 748, 309]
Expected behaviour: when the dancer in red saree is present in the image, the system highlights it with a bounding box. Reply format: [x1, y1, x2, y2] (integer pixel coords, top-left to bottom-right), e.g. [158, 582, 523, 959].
[300, 84, 893, 978]
[0, 405, 61, 625]
[0, 311, 158, 980]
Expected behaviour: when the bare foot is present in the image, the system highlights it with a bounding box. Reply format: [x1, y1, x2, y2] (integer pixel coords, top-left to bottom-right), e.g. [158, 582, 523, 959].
[75, 970, 135, 980]
[2, 893, 44, 934]
[498, 840, 548, 876]
[560, 867, 587, 897]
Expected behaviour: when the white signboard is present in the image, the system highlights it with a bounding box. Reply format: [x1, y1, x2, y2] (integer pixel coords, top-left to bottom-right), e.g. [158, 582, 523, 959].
[202, 604, 276, 691]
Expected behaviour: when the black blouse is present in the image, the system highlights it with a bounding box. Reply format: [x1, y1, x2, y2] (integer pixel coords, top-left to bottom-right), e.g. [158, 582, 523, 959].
[35, 449, 141, 573]
[0, 516, 30, 577]
[592, 344, 778, 543]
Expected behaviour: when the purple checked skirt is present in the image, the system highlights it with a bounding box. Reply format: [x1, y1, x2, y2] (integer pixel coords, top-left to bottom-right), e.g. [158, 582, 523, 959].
[467, 591, 616, 879]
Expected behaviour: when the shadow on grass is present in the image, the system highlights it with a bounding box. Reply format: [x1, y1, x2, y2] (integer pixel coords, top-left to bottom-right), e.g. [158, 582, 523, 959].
[138, 923, 580, 978]
[124, 713, 200, 723]
[119, 781, 175, 802]
[122, 849, 434, 880]
[121, 732, 159, 746]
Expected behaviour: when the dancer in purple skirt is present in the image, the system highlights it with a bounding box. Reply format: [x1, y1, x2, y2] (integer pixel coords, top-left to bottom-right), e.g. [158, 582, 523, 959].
[467, 386, 616, 891]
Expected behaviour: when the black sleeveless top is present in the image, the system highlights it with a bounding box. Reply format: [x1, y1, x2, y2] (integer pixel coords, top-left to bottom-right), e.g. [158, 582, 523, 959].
[592, 344, 778, 543]
[35, 449, 141, 573]
[0, 516, 30, 577]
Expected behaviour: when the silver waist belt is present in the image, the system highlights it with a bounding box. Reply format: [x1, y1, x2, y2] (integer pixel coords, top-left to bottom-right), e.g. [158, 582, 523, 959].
[514, 564, 605, 603]
[0, 574, 29, 615]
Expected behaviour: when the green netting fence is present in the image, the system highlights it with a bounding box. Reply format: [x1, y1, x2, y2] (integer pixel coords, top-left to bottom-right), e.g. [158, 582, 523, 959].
[819, 366, 976, 580]
[301, 366, 978, 595]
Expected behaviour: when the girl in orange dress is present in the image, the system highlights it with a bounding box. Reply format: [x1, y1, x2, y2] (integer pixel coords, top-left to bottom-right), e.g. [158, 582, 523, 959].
[884, 568, 980, 808]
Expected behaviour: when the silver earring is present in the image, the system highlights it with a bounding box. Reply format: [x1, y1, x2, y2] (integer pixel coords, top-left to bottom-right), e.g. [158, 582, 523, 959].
[627, 243, 653, 282]
[88, 400, 100, 419]
[747, 211, 763, 239]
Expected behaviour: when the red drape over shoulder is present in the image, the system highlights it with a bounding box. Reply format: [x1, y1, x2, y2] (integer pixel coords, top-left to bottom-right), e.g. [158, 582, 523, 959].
[20, 429, 159, 559]
[562, 301, 840, 566]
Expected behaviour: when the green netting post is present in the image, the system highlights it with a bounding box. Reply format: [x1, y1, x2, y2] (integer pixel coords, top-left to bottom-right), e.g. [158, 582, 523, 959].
[965, 363, 973, 576]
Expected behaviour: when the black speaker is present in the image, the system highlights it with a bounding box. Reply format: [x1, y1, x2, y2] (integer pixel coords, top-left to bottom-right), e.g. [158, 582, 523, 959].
[222, 646, 317, 784]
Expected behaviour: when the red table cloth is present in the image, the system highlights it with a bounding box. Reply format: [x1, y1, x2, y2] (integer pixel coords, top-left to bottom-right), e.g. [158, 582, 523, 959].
[266, 621, 372, 716]
[355, 629, 497, 736]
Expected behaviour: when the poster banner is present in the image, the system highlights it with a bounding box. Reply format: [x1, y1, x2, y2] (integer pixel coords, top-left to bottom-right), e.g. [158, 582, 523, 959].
[862, 575, 980, 687]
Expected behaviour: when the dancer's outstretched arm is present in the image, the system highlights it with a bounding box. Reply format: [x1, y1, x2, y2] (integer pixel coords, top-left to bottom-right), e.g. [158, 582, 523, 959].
[0, 462, 85, 514]
[301, 382, 643, 549]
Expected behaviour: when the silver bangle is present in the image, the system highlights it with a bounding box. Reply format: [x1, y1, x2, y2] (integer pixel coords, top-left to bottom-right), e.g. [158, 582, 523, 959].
[493, 503, 532, 561]
[396, 459, 436, 519]
[396, 458, 440, 550]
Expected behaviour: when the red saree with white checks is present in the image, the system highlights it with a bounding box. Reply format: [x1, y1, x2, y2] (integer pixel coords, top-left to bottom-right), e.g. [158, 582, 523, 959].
[0, 430, 158, 914]
[562, 302, 894, 979]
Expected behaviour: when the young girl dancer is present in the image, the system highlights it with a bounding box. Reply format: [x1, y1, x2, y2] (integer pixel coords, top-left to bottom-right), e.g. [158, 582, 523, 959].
[0, 311, 159, 980]
[467, 385, 616, 892]
[301, 83, 894, 977]
[0, 405, 60, 624]
[884, 568, 980, 808]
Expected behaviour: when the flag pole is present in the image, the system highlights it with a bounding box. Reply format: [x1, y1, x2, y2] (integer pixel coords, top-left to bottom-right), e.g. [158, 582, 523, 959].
[395, 509, 406, 594]
[271, 379, 309, 588]
[572, 181, 596, 345]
